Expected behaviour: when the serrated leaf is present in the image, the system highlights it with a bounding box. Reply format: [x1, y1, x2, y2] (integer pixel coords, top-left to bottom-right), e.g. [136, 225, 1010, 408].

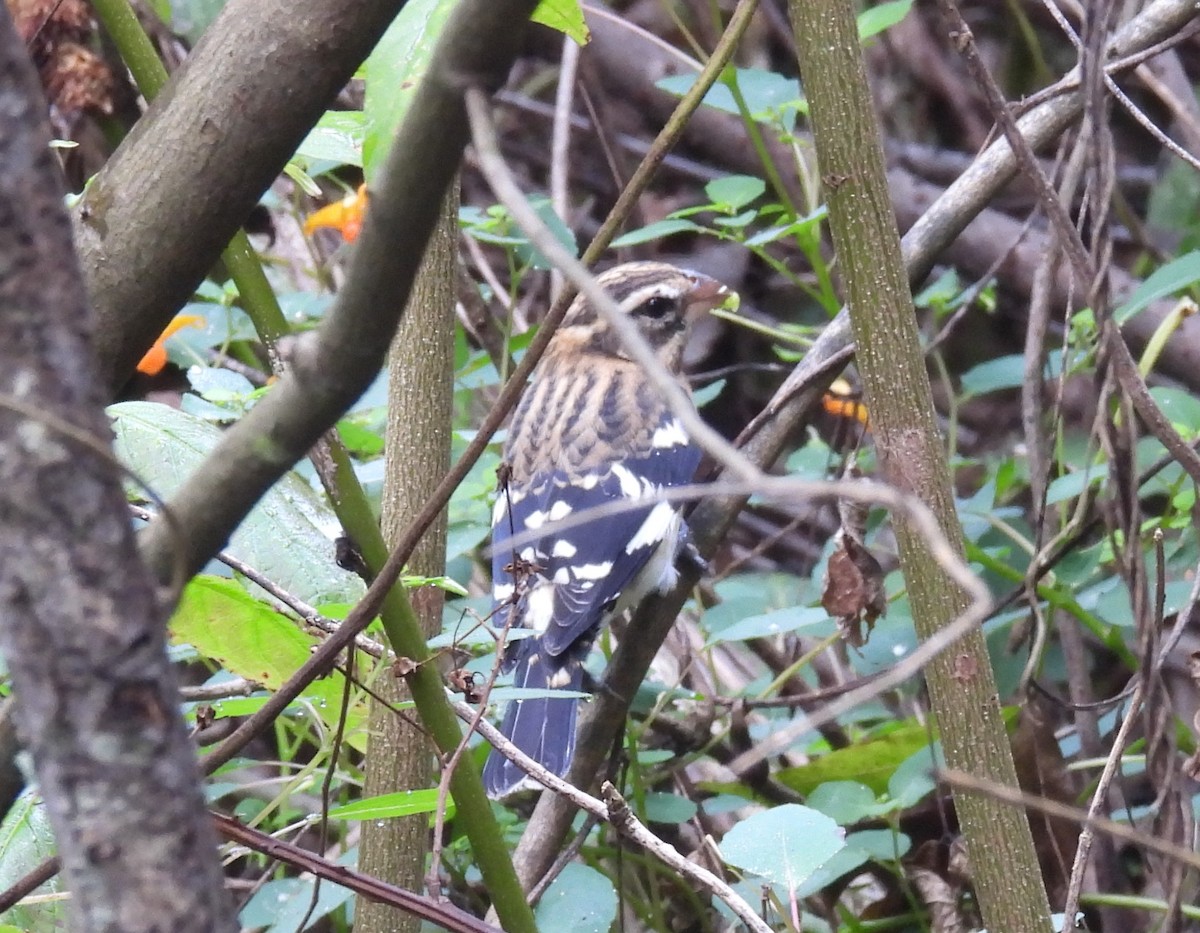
[720, 804, 845, 892]
[110, 401, 364, 607]
[532, 0, 589, 44]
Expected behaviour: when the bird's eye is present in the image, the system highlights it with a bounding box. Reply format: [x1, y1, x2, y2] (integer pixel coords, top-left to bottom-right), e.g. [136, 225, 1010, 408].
[636, 295, 676, 319]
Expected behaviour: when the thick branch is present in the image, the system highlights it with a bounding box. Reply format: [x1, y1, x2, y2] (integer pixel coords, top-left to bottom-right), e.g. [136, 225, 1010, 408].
[791, 0, 1052, 929]
[0, 9, 233, 930]
[139, 0, 537, 583]
[76, 0, 410, 391]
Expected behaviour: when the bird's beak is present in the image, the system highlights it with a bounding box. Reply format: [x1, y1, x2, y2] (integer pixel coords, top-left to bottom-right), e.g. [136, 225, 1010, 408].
[682, 271, 739, 318]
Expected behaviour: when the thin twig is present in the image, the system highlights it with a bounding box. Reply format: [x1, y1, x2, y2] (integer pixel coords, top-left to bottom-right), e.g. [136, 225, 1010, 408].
[453, 704, 772, 933]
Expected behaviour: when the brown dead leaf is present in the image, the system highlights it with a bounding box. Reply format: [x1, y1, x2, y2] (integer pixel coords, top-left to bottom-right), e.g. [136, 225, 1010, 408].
[822, 531, 887, 647]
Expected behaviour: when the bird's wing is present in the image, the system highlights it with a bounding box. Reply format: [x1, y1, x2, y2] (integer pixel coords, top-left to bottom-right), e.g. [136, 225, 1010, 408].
[491, 441, 700, 659]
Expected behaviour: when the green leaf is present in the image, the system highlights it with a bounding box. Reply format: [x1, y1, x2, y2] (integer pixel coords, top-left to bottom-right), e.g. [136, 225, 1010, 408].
[1150, 385, 1200, 438]
[777, 724, 932, 798]
[720, 805, 845, 892]
[657, 68, 803, 131]
[327, 788, 452, 820]
[295, 111, 365, 168]
[363, 0, 460, 178]
[888, 741, 943, 808]
[1044, 465, 1108, 505]
[806, 780, 878, 824]
[705, 604, 831, 645]
[168, 0, 227, 44]
[1115, 250, 1200, 323]
[643, 792, 698, 825]
[609, 218, 704, 248]
[110, 401, 365, 606]
[535, 863, 618, 933]
[0, 791, 61, 933]
[793, 829, 911, 897]
[169, 576, 366, 745]
[692, 378, 726, 409]
[532, 0, 589, 44]
[240, 852, 356, 932]
[960, 350, 1063, 397]
[857, 0, 913, 40]
[705, 174, 766, 211]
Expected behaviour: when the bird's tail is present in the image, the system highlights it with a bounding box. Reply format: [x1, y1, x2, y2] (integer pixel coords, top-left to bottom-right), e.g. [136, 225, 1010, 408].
[482, 647, 582, 799]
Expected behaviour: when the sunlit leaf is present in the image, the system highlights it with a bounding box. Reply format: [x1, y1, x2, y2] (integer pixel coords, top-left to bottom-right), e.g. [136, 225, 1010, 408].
[532, 0, 589, 44]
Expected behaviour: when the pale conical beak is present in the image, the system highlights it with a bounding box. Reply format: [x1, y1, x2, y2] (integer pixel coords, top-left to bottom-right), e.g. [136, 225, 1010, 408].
[682, 271, 739, 318]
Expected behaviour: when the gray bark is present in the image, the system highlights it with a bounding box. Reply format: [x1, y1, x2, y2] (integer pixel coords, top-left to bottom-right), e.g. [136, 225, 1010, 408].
[0, 9, 235, 931]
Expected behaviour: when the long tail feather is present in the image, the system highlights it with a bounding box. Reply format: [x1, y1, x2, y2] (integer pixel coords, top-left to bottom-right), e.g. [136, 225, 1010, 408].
[483, 648, 582, 798]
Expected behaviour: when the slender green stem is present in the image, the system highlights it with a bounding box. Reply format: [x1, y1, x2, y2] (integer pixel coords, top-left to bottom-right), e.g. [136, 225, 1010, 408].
[94, 3, 538, 929]
[724, 71, 799, 219]
[92, 0, 169, 95]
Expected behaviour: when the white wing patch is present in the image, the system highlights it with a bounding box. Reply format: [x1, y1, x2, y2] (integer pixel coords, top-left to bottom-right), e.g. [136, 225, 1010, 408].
[652, 419, 689, 450]
[626, 501, 677, 554]
[525, 584, 556, 633]
[552, 561, 613, 584]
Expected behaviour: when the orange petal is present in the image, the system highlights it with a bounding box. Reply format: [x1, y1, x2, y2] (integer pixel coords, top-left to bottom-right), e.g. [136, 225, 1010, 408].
[304, 184, 367, 242]
[136, 344, 168, 375]
[136, 314, 205, 375]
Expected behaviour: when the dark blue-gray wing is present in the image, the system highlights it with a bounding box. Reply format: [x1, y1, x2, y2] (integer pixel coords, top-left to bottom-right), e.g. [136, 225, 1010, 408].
[491, 442, 700, 657]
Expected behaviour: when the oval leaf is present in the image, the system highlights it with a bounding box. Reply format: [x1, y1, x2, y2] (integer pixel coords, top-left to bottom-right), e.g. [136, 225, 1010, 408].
[720, 804, 845, 892]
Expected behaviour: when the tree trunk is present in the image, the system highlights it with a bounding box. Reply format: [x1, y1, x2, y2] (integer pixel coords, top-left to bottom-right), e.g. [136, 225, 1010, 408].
[357, 189, 458, 930]
[788, 1, 1054, 929]
[0, 10, 235, 930]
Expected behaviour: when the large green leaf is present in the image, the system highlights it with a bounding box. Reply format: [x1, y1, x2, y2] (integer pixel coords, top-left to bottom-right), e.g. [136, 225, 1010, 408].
[776, 723, 932, 797]
[535, 863, 618, 933]
[363, 0, 461, 178]
[170, 576, 366, 746]
[720, 804, 845, 893]
[110, 401, 364, 607]
[327, 788, 454, 821]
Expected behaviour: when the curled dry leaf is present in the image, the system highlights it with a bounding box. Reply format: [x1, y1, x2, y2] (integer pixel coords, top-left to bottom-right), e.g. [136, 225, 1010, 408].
[821, 456, 886, 646]
[9, 0, 114, 117]
[822, 531, 887, 647]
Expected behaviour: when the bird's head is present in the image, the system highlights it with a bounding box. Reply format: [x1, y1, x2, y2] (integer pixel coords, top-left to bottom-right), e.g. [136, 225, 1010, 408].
[556, 261, 735, 371]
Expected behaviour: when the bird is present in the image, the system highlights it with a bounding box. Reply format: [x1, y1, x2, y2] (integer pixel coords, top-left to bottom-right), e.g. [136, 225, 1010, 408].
[481, 261, 733, 798]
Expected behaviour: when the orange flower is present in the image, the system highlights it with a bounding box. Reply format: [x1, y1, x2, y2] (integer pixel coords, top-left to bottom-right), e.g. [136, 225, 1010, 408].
[136, 314, 204, 375]
[304, 184, 367, 243]
[821, 379, 869, 427]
